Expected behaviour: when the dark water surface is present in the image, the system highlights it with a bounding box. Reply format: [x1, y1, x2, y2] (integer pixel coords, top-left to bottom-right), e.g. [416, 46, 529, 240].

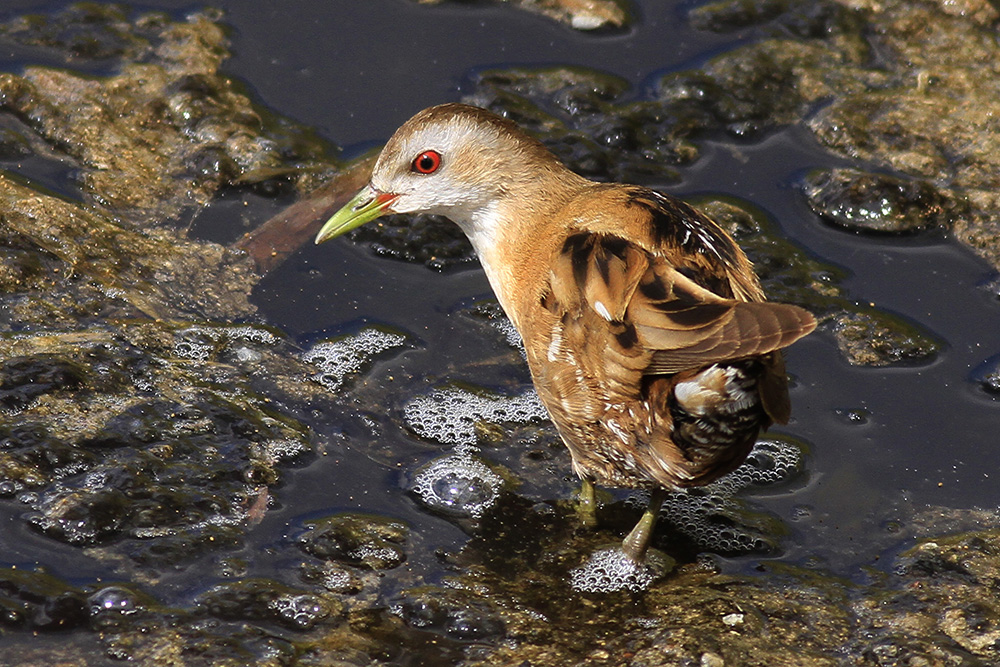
[2, 0, 999, 631]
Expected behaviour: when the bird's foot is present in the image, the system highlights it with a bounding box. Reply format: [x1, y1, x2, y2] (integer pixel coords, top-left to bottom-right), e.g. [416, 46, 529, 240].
[575, 478, 598, 528]
[621, 488, 667, 563]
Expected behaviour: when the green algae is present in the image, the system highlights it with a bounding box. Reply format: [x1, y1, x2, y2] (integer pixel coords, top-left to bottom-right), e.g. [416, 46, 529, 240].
[0, 5, 334, 224]
[0, 10, 403, 661]
[691, 0, 1000, 273]
[803, 168, 968, 235]
[300, 513, 410, 571]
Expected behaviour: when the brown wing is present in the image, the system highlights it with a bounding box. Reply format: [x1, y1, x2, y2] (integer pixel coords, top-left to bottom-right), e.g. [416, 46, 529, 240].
[636, 263, 816, 374]
[548, 232, 816, 377]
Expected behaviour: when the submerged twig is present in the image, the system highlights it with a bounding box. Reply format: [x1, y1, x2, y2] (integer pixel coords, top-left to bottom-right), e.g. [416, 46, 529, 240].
[232, 152, 378, 275]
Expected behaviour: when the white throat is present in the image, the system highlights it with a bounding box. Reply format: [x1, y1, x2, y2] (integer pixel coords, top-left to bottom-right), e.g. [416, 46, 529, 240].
[452, 199, 521, 319]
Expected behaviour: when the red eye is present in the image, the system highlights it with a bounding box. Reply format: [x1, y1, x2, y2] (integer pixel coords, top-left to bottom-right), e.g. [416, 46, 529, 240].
[412, 150, 442, 174]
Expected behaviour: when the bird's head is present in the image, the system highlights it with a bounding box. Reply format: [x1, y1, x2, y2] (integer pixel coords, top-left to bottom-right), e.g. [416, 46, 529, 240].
[314, 103, 574, 248]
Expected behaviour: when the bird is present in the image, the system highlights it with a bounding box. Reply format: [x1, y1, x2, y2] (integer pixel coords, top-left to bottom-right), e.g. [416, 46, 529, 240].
[315, 103, 816, 563]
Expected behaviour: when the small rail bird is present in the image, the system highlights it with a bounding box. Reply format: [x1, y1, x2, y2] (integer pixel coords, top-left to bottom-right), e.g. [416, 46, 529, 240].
[316, 103, 816, 562]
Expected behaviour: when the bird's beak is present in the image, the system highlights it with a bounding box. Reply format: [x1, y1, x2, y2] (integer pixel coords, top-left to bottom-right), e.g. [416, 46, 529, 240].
[314, 185, 399, 244]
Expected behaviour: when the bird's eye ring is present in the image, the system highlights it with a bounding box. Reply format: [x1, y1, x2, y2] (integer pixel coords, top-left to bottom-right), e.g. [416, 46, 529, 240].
[411, 150, 442, 174]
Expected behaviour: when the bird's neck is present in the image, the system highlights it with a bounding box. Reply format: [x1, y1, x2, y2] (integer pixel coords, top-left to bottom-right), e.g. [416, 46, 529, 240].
[462, 167, 592, 327]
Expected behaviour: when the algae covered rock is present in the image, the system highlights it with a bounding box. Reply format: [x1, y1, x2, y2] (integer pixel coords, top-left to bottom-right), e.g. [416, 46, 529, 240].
[0, 7, 408, 662]
[0, 324, 316, 563]
[0, 1, 350, 584]
[0, 5, 333, 224]
[0, 172, 257, 326]
[0, 567, 89, 631]
[195, 578, 338, 631]
[803, 167, 966, 235]
[412, 0, 631, 31]
[299, 513, 409, 570]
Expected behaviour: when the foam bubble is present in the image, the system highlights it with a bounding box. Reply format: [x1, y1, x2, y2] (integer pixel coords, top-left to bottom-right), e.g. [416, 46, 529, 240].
[253, 437, 310, 463]
[630, 438, 804, 554]
[471, 301, 524, 355]
[302, 327, 408, 392]
[267, 593, 327, 630]
[173, 324, 280, 361]
[569, 546, 674, 593]
[0, 480, 21, 496]
[492, 317, 523, 354]
[410, 453, 504, 518]
[403, 387, 546, 447]
[88, 586, 141, 617]
[318, 564, 355, 593]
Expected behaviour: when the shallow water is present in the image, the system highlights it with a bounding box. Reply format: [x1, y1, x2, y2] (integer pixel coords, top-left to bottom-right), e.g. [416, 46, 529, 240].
[237, 0, 1000, 575]
[2, 0, 1000, 658]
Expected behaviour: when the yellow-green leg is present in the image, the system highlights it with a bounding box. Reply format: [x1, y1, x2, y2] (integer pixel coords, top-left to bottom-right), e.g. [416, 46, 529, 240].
[576, 478, 598, 527]
[621, 488, 667, 563]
